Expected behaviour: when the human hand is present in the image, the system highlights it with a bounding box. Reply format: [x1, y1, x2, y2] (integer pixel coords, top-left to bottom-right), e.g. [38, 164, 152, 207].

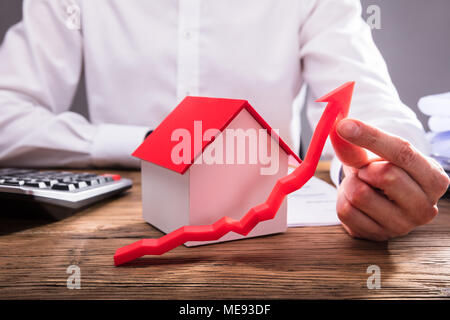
[331, 118, 450, 241]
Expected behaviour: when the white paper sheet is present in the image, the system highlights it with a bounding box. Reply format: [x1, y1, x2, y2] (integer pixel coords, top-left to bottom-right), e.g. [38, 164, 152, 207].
[287, 173, 340, 227]
[418, 92, 450, 117]
[428, 116, 450, 133]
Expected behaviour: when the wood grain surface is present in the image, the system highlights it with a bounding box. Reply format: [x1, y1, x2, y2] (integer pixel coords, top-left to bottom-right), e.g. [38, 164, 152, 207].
[0, 162, 449, 299]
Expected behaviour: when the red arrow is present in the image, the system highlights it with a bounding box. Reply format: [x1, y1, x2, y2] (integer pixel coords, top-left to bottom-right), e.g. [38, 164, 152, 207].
[114, 82, 355, 266]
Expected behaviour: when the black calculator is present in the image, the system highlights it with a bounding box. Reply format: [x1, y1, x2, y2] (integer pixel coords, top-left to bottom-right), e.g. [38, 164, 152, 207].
[0, 168, 132, 220]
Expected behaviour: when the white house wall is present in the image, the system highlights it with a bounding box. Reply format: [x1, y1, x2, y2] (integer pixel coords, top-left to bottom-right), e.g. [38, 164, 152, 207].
[187, 109, 288, 246]
[141, 160, 190, 234]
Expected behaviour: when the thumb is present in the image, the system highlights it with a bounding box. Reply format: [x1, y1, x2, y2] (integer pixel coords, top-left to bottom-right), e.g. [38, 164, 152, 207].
[331, 119, 370, 168]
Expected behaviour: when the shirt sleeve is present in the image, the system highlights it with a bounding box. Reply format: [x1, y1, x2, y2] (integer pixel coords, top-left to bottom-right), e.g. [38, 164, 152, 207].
[298, 0, 430, 186]
[0, 0, 148, 168]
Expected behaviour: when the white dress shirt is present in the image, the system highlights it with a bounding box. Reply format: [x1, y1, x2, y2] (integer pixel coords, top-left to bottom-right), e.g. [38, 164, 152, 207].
[0, 0, 429, 173]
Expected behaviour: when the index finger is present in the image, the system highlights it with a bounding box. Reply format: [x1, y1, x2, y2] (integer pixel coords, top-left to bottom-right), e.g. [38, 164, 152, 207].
[336, 119, 440, 196]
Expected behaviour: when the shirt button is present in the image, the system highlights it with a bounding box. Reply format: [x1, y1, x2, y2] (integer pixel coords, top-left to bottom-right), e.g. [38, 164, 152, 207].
[184, 30, 192, 39]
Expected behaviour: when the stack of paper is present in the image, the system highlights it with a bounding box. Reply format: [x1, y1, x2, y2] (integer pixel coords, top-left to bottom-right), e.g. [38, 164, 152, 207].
[287, 170, 340, 227]
[418, 92, 450, 130]
[418, 92, 450, 170]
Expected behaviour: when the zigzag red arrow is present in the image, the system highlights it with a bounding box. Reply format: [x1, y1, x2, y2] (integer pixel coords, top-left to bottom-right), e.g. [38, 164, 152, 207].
[114, 82, 355, 266]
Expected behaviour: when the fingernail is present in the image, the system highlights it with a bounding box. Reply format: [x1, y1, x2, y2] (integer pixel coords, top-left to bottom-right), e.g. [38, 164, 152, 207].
[338, 120, 359, 138]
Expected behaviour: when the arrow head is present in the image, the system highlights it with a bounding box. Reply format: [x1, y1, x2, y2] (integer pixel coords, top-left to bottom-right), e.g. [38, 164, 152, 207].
[315, 82, 355, 117]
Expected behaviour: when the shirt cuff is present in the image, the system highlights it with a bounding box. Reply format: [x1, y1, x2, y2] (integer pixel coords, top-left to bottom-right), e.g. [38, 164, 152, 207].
[330, 155, 343, 187]
[91, 123, 149, 168]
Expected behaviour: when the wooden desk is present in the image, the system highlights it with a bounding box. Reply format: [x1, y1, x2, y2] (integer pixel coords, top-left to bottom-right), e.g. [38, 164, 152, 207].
[0, 163, 449, 299]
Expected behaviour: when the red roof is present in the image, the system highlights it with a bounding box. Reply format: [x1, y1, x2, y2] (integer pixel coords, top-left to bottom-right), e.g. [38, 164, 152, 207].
[133, 96, 302, 174]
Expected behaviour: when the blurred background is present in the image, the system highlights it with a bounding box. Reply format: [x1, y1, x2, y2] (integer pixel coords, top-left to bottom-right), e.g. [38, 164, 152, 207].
[1, 0, 449, 134]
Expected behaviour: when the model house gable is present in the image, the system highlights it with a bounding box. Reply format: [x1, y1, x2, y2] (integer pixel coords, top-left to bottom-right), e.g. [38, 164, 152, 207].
[132, 96, 301, 173]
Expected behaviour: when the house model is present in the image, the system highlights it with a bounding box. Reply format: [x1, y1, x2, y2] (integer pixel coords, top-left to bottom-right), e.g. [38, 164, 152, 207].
[132, 97, 301, 246]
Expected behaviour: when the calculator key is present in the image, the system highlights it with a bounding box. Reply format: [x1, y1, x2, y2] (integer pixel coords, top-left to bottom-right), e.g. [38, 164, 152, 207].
[102, 174, 121, 181]
[80, 174, 100, 179]
[24, 181, 47, 188]
[71, 181, 88, 189]
[77, 178, 99, 186]
[96, 177, 107, 184]
[4, 179, 25, 186]
[39, 179, 59, 186]
[76, 173, 95, 177]
[51, 183, 76, 191]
